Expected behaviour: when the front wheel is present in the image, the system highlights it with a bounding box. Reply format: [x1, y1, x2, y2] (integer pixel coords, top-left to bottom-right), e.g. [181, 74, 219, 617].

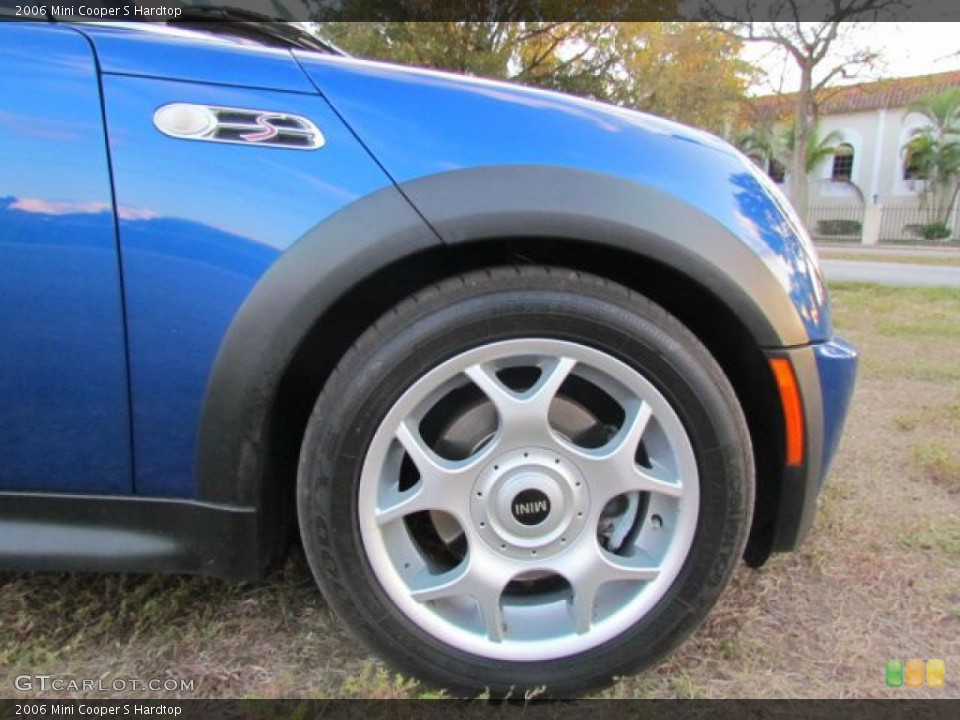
[298, 267, 754, 696]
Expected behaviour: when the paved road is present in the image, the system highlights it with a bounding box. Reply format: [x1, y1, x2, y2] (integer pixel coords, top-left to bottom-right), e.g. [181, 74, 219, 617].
[822, 259, 960, 287]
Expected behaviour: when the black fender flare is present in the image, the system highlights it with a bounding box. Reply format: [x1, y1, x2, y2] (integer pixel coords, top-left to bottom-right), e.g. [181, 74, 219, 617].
[402, 166, 807, 349]
[196, 166, 808, 510]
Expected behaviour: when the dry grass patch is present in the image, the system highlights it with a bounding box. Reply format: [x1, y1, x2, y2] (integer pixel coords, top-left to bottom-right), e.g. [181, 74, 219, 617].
[893, 402, 960, 433]
[912, 442, 960, 495]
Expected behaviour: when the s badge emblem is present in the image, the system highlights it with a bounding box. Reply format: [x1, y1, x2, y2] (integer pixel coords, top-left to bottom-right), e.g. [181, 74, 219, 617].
[153, 104, 324, 150]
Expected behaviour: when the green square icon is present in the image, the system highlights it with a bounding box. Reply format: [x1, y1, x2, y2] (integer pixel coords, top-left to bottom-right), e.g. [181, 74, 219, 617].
[886, 659, 904, 687]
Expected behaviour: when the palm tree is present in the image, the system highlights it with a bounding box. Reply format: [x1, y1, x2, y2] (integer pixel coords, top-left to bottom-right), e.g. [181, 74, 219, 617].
[907, 87, 960, 135]
[733, 127, 773, 167]
[782, 120, 845, 174]
[905, 88, 960, 230]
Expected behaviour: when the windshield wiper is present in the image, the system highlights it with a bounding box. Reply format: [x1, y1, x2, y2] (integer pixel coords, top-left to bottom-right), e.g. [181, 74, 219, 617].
[169, 6, 344, 54]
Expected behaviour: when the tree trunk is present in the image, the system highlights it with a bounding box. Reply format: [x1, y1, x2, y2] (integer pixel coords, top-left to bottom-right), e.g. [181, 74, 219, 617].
[790, 64, 815, 228]
[947, 183, 960, 228]
[935, 179, 960, 226]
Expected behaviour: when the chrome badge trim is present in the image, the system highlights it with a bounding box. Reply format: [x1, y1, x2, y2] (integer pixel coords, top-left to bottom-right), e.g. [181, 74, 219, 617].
[153, 103, 325, 150]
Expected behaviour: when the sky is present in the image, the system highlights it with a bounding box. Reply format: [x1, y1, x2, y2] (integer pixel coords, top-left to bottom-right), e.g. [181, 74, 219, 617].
[743, 22, 960, 96]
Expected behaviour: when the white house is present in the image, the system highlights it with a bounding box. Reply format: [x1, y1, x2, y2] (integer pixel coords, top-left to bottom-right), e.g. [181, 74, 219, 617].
[753, 70, 960, 243]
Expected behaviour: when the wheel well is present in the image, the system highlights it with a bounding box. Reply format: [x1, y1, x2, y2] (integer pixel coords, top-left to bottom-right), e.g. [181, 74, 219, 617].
[265, 238, 785, 565]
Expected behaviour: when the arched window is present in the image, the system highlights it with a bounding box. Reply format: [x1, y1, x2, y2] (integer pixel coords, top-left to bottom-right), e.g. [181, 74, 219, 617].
[831, 143, 854, 181]
[903, 147, 922, 180]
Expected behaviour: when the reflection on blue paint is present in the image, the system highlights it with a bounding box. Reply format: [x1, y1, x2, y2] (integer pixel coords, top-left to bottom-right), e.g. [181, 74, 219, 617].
[729, 172, 830, 337]
[0, 24, 131, 493]
[100, 74, 394, 496]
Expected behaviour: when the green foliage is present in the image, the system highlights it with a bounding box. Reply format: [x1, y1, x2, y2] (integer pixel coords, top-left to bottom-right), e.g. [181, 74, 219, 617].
[732, 122, 780, 167]
[735, 119, 847, 184]
[917, 222, 953, 240]
[907, 87, 960, 136]
[816, 219, 862, 236]
[905, 88, 960, 226]
[314, 21, 754, 134]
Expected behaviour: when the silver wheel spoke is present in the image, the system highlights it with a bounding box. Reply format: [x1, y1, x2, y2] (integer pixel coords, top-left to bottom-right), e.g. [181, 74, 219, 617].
[476, 590, 507, 642]
[376, 421, 477, 525]
[632, 466, 683, 498]
[568, 401, 683, 501]
[465, 356, 576, 440]
[599, 459, 683, 500]
[395, 420, 452, 481]
[530, 356, 578, 407]
[410, 553, 511, 641]
[375, 481, 462, 526]
[556, 540, 661, 634]
[463, 363, 516, 411]
[617, 401, 654, 457]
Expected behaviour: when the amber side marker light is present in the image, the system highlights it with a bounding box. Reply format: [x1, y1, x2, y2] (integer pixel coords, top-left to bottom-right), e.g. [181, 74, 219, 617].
[769, 357, 805, 467]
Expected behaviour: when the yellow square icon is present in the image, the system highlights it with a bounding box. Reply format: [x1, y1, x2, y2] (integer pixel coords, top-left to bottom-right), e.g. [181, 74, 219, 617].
[927, 659, 945, 688]
[905, 659, 925, 688]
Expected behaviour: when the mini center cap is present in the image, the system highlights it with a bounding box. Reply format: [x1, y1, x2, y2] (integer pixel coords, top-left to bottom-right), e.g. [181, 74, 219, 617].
[511, 488, 552, 526]
[470, 447, 590, 560]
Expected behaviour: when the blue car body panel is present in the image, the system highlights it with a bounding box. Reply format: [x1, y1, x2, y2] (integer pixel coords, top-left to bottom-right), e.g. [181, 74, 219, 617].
[82, 24, 317, 94]
[96, 71, 399, 497]
[0, 24, 132, 494]
[294, 52, 832, 345]
[813, 337, 859, 481]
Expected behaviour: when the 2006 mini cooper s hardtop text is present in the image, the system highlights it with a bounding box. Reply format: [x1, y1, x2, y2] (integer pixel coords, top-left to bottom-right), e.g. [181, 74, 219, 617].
[0, 14, 857, 696]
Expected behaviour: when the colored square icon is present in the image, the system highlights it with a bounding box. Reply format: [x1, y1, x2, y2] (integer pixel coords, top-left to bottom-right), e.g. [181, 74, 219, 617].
[906, 659, 925, 688]
[927, 659, 945, 688]
[885, 659, 904, 687]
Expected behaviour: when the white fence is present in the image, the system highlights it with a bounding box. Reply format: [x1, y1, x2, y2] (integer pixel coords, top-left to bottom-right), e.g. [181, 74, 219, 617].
[808, 206, 865, 241]
[809, 203, 960, 245]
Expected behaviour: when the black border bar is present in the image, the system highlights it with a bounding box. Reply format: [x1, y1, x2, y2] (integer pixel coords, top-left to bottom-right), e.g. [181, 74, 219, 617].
[3, 0, 960, 22]
[0, 700, 958, 718]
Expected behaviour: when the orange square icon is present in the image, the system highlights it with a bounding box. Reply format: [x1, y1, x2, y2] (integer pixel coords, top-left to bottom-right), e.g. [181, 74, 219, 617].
[927, 659, 945, 688]
[905, 659, 925, 688]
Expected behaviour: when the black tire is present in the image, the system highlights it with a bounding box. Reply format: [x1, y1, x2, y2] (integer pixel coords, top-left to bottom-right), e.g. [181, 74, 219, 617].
[297, 266, 754, 697]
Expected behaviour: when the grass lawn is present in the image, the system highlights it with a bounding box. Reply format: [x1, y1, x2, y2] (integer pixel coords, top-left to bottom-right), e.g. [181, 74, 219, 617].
[2, 283, 958, 699]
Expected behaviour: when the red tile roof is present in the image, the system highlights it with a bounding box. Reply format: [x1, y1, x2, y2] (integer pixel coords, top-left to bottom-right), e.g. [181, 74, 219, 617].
[752, 70, 960, 119]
